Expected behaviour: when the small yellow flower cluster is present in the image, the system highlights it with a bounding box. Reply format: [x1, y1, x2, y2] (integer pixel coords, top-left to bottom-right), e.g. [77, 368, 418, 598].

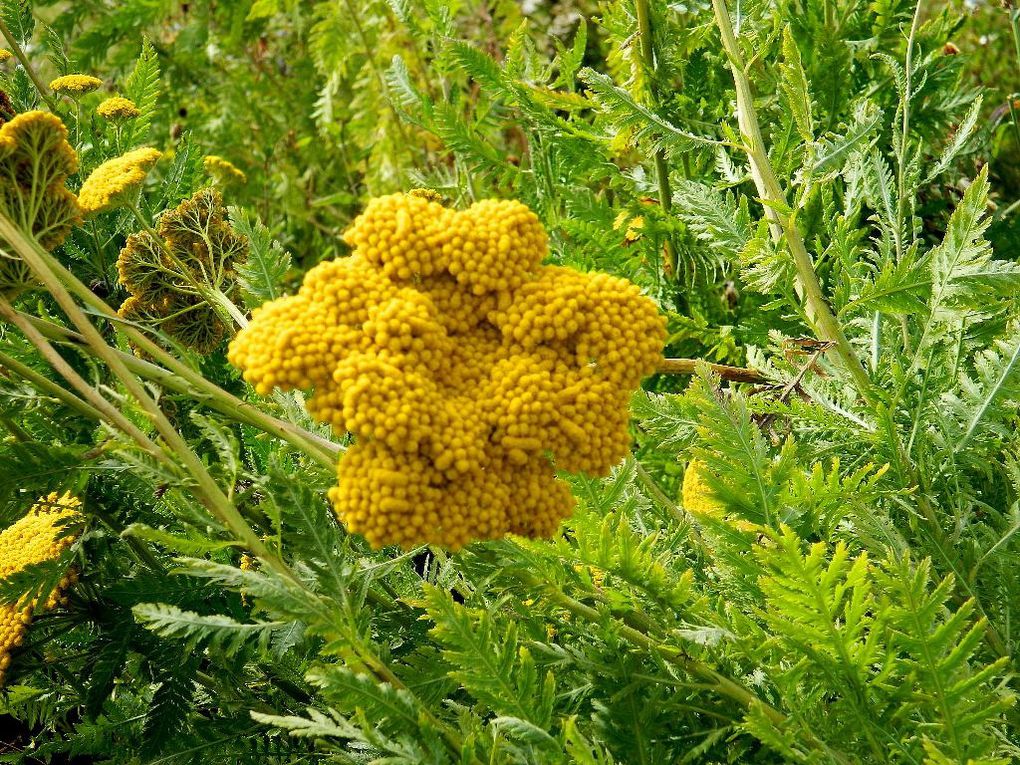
[117, 188, 248, 353]
[96, 96, 141, 121]
[203, 155, 247, 185]
[0, 49, 12, 63]
[682, 460, 758, 532]
[49, 74, 102, 97]
[78, 147, 161, 215]
[230, 193, 666, 549]
[0, 492, 81, 686]
[0, 112, 81, 291]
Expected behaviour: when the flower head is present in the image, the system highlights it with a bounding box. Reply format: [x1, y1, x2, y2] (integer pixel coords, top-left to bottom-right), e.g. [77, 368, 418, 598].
[77, 147, 161, 215]
[229, 192, 666, 550]
[0, 492, 81, 686]
[116, 188, 249, 354]
[0, 112, 81, 290]
[203, 155, 247, 185]
[0, 49, 12, 63]
[96, 96, 140, 121]
[49, 74, 102, 97]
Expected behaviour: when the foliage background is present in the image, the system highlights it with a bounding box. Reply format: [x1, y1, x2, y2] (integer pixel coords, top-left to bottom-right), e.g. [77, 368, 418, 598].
[0, 0, 1018, 763]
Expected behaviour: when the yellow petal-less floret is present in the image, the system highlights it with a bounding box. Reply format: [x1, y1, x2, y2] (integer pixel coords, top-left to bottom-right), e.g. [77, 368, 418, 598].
[96, 96, 141, 121]
[49, 74, 102, 96]
[0, 492, 81, 687]
[78, 147, 161, 214]
[229, 192, 667, 550]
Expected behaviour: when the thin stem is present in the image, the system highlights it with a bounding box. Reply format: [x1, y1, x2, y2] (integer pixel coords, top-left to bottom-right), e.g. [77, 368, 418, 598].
[0, 346, 105, 422]
[895, 0, 925, 257]
[126, 203, 249, 331]
[709, 0, 876, 406]
[634, 0, 678, 277]
[656, 357, 764, 383]
[516, 569, 790, 727]
[25, 312, 338, 468]
[0, 294, 166, 460]
[0, 19, 58, 111]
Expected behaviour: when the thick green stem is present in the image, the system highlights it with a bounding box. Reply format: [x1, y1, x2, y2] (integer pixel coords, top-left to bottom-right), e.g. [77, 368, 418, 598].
[709, 0, 876, 405]
[0, 214, 293, 580]
[0, 294, 167, 460]
[0, 346, 105, 422]
[22, 311, 337, 468]
[31, 246, 339, 465]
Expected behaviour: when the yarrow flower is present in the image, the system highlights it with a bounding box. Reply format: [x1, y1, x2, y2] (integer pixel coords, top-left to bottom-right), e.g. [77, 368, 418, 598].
[0, 111, 81, 291]
[0, 492, 81, 687]
[77, 147, 161, 215]
[229, 192, 666, 550]
[49, 74, 102, 97]
[203, 155, 247, 185]
[96, 96, 141, 121]
[117, 188, 248, 353]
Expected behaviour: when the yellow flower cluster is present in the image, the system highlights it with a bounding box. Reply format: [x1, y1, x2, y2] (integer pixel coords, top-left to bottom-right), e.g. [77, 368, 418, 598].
[682, 460, 758, 532]
[0, 492, 81, 686]
[203, 155, 247, 185]
[49, 74, 102, 96]
[0, 49, 12, 63]
[230, 193, 666, 549]
[0, 112, 81, 291]
[78, 147, 161, 215]
[96, 96, 140, 121]
[117, 188, 248, 353]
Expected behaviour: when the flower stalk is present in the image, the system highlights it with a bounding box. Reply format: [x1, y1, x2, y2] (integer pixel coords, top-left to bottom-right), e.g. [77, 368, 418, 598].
[709, 0, 876, 405]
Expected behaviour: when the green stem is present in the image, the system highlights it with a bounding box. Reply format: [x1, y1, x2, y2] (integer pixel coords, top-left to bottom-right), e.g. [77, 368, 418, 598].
[634, 0, 678, 277]
[127, 203, 249, 331]
[28, 248, 339, 466]
[0, 213, 290, 580]
[0, 19, 58, 111]
[517, 570, 788, 726]
[895, 0, 925, 257]
[24, 311, 337, 468]
[0, 293, 167, 460]
[0, 346, 105, 422]
[709, 0, 876, 406]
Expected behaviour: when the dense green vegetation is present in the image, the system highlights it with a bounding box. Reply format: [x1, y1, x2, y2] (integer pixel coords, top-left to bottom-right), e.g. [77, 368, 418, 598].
[0, 0, 1019, 762]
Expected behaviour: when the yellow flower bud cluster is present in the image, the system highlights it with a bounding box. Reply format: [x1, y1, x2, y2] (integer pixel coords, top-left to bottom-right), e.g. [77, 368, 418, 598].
[96, 96, 141, 121]
[0, 112, 81, 291]
[0, 492, 81, 686]
[117, 188, 248, 353]
[229, 193, 666, 549]
[49, 74, 102, 97]
[682, 460, 758, 533]
[78, 147, 161, 215]
[203, 155, 247, 185]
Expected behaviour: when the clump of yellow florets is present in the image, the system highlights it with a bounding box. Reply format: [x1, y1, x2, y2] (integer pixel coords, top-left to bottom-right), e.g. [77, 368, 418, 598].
[78, 147, 161, 215]
[96, 96, 140, 121]
[682, 459, 758, 532]
[229, 193, 666, 550]
[0, 491, 81, 687]
[0, 111, 81, 291]
[49, 74, 102, 97]
[0, 50, 12, 63]
[203, 155, 247, 185]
